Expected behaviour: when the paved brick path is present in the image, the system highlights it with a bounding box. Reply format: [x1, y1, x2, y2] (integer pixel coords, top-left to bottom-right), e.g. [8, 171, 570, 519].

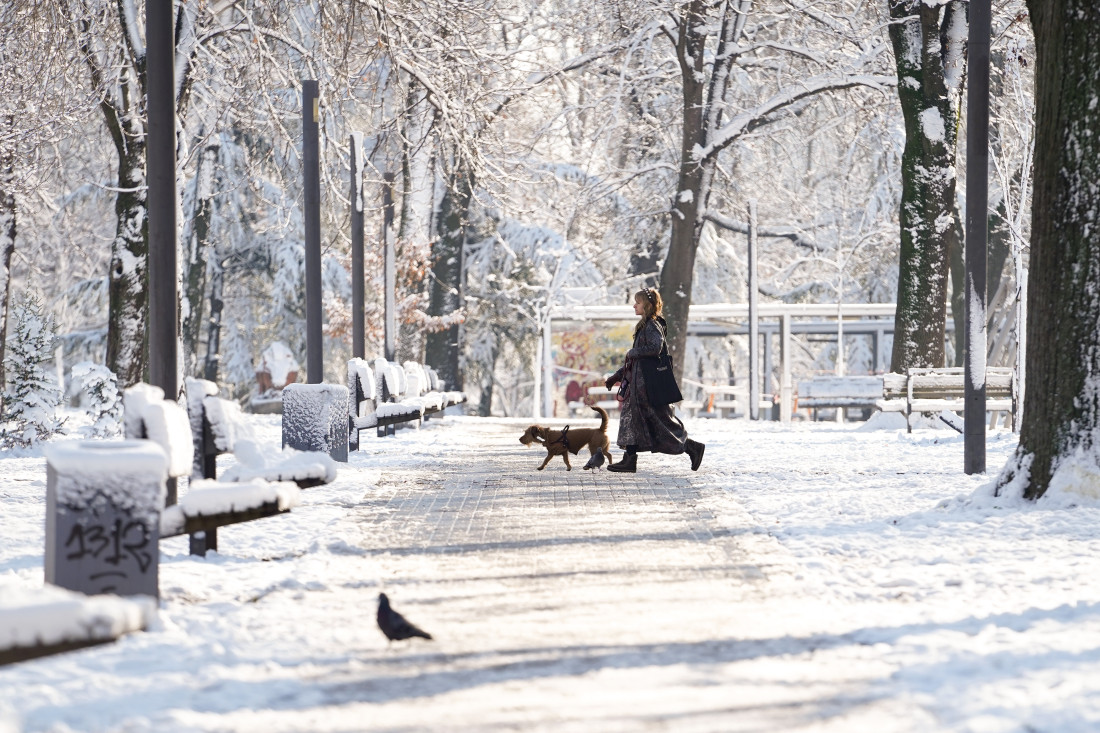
[359, 424, 759, 584]
[342, 421, 774, 730]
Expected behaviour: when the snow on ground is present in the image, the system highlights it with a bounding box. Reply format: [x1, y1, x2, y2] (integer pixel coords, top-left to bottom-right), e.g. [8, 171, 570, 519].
[2, 411, 1100, 732]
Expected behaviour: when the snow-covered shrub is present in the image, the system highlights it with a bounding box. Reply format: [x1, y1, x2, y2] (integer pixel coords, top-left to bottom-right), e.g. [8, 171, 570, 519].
[2, 295, 66, 448]
[70, 361, 121, 437]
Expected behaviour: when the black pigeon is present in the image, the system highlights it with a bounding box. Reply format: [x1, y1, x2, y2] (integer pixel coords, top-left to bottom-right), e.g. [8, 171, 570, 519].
[377, 592, 433, 641]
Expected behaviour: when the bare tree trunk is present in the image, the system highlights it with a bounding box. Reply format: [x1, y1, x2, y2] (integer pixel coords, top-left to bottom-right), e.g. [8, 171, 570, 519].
[105, 126, 149, 387]
[887, 1, 967, 373]
[203, 258, 224, 383]
[183, 143, 218, 377]
[659, 0, 711, 377]
[998, 0, 1100, 499]
[398, 84, 435, 363]
[424, 164, 471, 391]
[950, 196, 1012, 364]
[951, 49, 1016, 366]
[477, 335, 498, 417]
[0, 118, 15, 410]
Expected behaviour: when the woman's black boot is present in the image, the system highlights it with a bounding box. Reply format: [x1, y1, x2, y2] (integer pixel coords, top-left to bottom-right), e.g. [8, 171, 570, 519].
[685, 439, 705, 471]
[608, 451, 637, 473]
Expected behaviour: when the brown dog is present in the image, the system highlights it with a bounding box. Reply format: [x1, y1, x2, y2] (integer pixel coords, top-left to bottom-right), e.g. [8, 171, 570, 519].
[519, 406, 613, 471]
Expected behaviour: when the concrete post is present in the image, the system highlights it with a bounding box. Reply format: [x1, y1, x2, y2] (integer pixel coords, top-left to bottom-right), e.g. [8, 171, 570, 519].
[44, 441, 166, 598]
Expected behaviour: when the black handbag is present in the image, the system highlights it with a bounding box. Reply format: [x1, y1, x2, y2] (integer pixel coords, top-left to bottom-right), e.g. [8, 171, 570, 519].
[640, 342, 683, 406]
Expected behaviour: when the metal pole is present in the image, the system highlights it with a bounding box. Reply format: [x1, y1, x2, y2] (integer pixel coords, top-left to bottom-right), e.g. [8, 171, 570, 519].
[965, 0, 990, 473]
[532, 310, 542, 420]
[147, 0, 176, 400]
[543, 311, 554, 419]
[780, 313, 791, 424]
[1014, 269, 1027, 432]
[748, 200, 760, 420]
[350, 133, 364, 360]
[382, 172, 396, 362]
[146, 1, 177, 507]
[302, 80, 323, 383]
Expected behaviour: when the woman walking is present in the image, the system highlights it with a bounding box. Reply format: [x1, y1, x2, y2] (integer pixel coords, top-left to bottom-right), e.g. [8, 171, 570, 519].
[605, 288, 705, 473]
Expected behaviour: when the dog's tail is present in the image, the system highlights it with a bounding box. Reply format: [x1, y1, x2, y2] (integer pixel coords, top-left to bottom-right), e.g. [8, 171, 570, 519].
[591, 404, 609, 432]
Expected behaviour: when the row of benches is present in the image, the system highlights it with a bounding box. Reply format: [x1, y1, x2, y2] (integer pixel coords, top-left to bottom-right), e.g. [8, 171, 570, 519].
[4, 358, 467, 667]
[2, 378, 339, 667]
[347, 358, 466, 447]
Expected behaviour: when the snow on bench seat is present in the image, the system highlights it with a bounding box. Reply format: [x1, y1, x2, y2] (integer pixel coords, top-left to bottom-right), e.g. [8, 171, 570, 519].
[185, 377, 338, 488]
[0, 582, 155, 666]
[375, 401, 425, 419]
[221, 439, 337, 487]
[160, 479, 300, 539]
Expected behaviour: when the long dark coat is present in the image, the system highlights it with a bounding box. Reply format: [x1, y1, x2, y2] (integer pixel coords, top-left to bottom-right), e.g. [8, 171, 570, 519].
[609, 317, 688, 454]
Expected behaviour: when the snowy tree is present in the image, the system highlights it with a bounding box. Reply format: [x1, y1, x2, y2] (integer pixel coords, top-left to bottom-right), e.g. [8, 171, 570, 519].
[2, 295, 65, 449]
[70, 361, 121, 438]
[887, 0, 967, 371]
[368, 0, 638, 390]
[646, 0, 896, 379]
[0, 122, 12, 416]
[996, 0, 1100, 500]
[64, 0, 201, 387]
[0, 2, 97, 413]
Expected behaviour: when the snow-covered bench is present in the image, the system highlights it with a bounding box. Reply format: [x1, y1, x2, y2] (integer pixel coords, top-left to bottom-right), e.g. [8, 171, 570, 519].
[0, 582, 155, 666]
[895, 367, 1016, 433]
[159, 479, 300, 556]
[797, 368, 1015, 431]
[186, 378, 337, 489]
[125, 383, 302, 557]
[585, 386, 620, 415]
[797, 375, 891, 417]
[422, 365, 468, 415]
[347, 359, 466, 445]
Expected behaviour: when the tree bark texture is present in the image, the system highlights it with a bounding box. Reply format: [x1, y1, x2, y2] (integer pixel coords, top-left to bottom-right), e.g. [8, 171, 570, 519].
[183, 144, 217, 377]
[950, 196, 1012, 365]
[888, 1, 967, 373]
[477, 336, 498, 417]
[104, 119, 150, 387]
[999, 0, 1100, 499]
[424, 167, 472, 392]
[659, 0, 719, 379]
[0, 127, 15, 411]
[203, 260, 224, 383]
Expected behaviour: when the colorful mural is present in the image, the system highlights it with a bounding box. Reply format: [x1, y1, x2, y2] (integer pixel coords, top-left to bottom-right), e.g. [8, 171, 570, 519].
[550, 322, 635, 417]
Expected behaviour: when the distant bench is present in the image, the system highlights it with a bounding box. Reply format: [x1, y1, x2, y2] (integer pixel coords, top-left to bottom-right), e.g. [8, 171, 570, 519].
[348, 359, 467, 447]
[798, 367, 1016, 431]
[679, 382, 774, 419]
